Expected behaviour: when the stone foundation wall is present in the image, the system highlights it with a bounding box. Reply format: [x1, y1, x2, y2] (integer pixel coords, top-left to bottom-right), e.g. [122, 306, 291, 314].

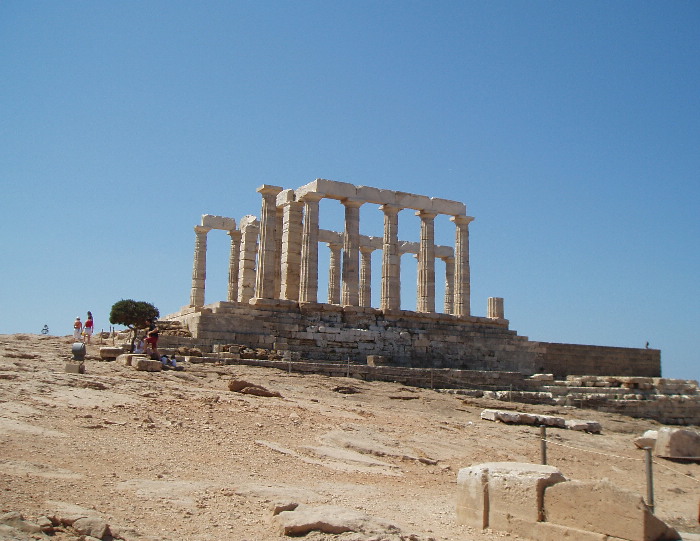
[536, 342, 661, 378]
[166, 300, 542, 374]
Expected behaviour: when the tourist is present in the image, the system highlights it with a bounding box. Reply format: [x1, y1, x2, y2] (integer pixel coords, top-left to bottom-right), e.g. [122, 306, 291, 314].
[73, 317, 83, 341]
[84, 311, 94, 344]
[134, 337, 145, 354]
[144, 318, 160, 360]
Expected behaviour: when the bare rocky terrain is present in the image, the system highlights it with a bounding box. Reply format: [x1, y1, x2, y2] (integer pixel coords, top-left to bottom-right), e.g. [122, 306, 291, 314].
[1, 333, 698, 541]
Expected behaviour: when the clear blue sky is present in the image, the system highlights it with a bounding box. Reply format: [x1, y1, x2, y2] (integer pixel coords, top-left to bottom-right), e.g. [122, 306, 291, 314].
[1, 1, 698, 382]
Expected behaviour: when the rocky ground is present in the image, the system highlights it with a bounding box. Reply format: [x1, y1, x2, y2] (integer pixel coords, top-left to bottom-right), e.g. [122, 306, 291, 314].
[0, 333, 698, 541]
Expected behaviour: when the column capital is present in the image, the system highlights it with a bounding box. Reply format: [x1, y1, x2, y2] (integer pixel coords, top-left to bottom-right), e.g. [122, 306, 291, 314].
[450, 214, 475, 225]
[227, 229, 241, 239]
[379, 204, 401, 215]
[299, 192, 325, 203]
[359, 244, 375, 254]
[341, 197, 364, 209]
[416, 209, 438, 220]
[441, 255, 455, 263]
[194, 225, 212, 234]
[257, 184, 284, 196]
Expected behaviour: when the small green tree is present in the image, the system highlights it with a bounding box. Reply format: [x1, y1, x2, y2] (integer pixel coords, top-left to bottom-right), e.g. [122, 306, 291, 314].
[109, 299, 160, 352]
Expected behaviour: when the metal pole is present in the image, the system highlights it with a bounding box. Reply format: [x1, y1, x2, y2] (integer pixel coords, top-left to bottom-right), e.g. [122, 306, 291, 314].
[540, 425, 547, 465]
[645, 447, 654, 513]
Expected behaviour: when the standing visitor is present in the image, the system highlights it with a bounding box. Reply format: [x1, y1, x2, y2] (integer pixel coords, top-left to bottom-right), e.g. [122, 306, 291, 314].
[73, 317, 83, 341]
[84, 311, 94, 344]
[144, 318, 160, 360]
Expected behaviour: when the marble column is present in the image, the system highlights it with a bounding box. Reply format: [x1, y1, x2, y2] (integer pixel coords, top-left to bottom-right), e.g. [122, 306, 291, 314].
[327, 242, 342, 304]
[274, 208, 283, 299]
[237, 216, 260, 303]
[380, 204, 401, 311]
[254, 185, 283, 300]
[227, 229, 241, 302]
[341, 199, 363, 306]
[416, 210, 437, 313]
[451, 215, 475, 316]
[298, 193, 324, 303]
[443, 256, 454, 315]
[279, 199, 304, 301]
[359, 245, 373, 308]
[189, 225, 211, 308]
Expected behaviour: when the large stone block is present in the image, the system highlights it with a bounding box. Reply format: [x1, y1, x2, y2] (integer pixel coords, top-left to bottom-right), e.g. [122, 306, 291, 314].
[487, 462, 566, 529]
[456, 462, 565, 530]
[654, 427, 700, 459]
[99, 347, 123, 361]
[544, 479, 679, 541]
[133, 359, 162, 372]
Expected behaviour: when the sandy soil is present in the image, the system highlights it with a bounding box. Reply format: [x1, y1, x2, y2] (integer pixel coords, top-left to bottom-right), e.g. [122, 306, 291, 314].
[0, 333, 698, 541]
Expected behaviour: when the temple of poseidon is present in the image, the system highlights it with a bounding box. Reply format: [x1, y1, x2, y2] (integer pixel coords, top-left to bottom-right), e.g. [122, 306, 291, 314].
[165, 178, 660, 379]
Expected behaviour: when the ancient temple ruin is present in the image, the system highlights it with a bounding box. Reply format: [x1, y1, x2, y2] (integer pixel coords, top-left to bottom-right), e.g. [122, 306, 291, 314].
[166, 179, 660, 378]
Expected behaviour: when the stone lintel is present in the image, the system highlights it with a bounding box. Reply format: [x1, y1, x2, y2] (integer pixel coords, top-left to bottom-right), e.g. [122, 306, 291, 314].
[194, 225, 212, 234]
[257, 184, 284, 196]
[296, 179, 466, 215]
[201, 214, 237, 231]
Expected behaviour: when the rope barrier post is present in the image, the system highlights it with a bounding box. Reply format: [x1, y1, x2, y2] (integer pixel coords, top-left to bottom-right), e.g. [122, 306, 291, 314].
[645, 447, 654, 513]
[540, 425, 547, 465]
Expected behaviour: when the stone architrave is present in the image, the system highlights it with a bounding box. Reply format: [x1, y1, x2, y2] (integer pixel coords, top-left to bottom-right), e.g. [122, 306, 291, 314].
[341, 198, 363, 306]
[416, 210, 437, 313]
[255, 185, 283, 300]
[327, 242, 342, 305]
[451, 215, 474, 317]
[359, 245, 373, 307]
[279, 196, 304, 301]
[237, 216, 260, 303]
[227, 229, 241, 302]
[189, 225, 211, 308]
[298, 192, 324, 303]
[443, 256, 454, 315]
[380, 204, 401, 311]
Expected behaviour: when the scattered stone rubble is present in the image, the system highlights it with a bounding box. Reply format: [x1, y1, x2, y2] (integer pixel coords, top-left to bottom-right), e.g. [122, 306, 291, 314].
[456, 462, 681, 541]
[0, 511, 116, 541]
[480, 409, 602, 433]
[635, 427, 700, 459]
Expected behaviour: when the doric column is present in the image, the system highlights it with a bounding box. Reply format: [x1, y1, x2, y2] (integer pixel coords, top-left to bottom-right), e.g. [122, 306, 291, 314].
[279, 198, 304, 301]
[327, 242, 342, 304]
[298, 193, 324, 303]
[451, 215, 475, 316]
[488, 297, 505, 319]
[274, 208, 283, 299]
[380, 204, 401, 311]
[359, 245, 373, 308]
[416, 210, 438, 313]
[227, 229, 241, 302]
[237, 216, 260, 303]
[341, 198, 363, 306]
[254, 185, 283, 300]
[189, 225, 211, 308]
[443, 256, 454, 315]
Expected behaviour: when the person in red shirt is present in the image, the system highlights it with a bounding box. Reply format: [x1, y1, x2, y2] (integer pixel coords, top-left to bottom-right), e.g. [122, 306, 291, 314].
[73, 317, 83, 341]
[84, 311, 94, 344]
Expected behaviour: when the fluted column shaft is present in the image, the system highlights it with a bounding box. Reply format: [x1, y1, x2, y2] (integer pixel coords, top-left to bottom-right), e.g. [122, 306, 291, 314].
[227, 229, 241, 302]
[341, 199, 363, 306]
[280, 200, 304, 300]
[255, 185, 283, 300]
[238, 217, 260, 303]
[327, 242, 342, 304]
[451, 215, 475, 316]
[359, 246, 373, 308]
[380, 205, 401, 311]
[443, 256, 454, 315]
[299, 193, 323, 303]
[417, 210, 437, 313]
[274, 208, 283, 298]
[190, 225, 211, 308]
